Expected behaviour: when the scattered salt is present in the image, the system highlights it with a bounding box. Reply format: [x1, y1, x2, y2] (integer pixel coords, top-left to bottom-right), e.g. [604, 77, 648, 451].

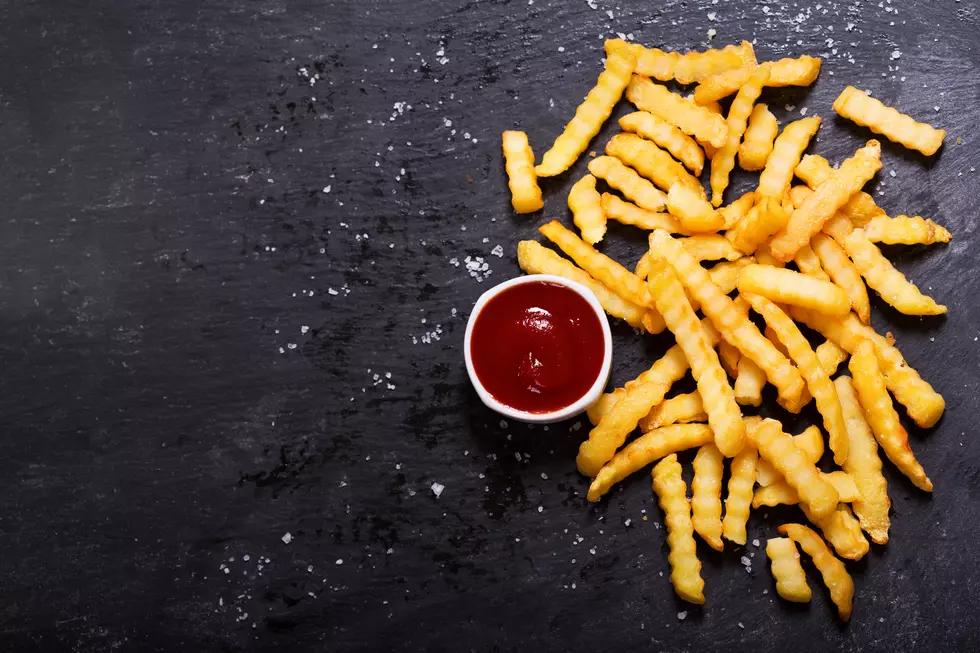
[431, 482, 445, 498]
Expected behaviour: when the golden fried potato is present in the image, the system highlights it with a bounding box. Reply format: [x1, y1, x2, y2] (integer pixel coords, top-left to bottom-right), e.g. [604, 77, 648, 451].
[708, 257, 755, 295]
[694, 56, 822, 104]
[795, 154, 885, 226]
[793, 242, 831, 281]
[815, 339, 848, 376]
[501, 131, 544, 213]
[652, 454, 705, 604]
[802, 502, 869, 561]
[722, 445, 757, 544]
[756, 425, 824, 486]
[711, 65, 770, 206]
[626, 75, 729, 148]
[739, 103, 779, 171]
[667, 185, 725, 233]
[864, 215, 951, 245]
[718, 339, 741, 378]
[640, 392, 706, 431]
[608, 39, 756, 84]
[739, 266, 850, 317]
[810, 233, 870, 323]
[766, 537, 812, 603]
[726, 198, 790, 254]
[588, 156, 666, 212]
[606, 133, 703, 195]
[601, 194, 688, 234]
[692, 443, 725, 551]
[757, 117, 822, 199]
[779, 523, 854, 621]
[567, 175, 607, 245]
[682, 235, 743, 262]
[619, 111, 705, 175]
[719, 191, 758, 229]
[733, 355, 766, 407]
[833, 85, 945, 156]
[749, 420, 838, 519]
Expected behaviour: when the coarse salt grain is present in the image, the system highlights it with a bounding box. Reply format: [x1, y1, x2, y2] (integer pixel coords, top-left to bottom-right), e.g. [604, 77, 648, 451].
[431, 482, 445, 497]
[677, 611, 688, 620]
[282, 532, 293, 544]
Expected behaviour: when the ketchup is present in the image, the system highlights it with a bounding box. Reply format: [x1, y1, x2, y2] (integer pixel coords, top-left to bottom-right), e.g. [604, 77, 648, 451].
[470, 281, 605, 414]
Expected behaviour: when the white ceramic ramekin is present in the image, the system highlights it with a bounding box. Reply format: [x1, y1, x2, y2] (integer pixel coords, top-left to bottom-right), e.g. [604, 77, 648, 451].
[463, 274, 612, 424]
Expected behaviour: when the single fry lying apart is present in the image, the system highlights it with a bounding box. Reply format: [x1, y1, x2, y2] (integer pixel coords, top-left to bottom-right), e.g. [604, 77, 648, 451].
[739, 103, 779, 171]
[601, 194, 687, 234]
[836, 375, 891, 544]
[727, 197, 789, 255]
[667, 184, 725, 233]
[833, 85, 946, 156]
[626, 75, 730, 148]
[811, 233, 871, 323]
[766, 537, 812, 603]
[779, 523, 854, 621]
[652, 455, 706, 604]
[606, 133, 703, 194]
[647, 264, 746, 456]
[738, 265, 850, 317]
[849, 340, 933, 492]
[864, 215, 951, 245]
[682, 234, 743, 262]
[589, 156, 667, 212]
[536, 48, 636, 176]
[640, 392, 706, 431]
[757, 117, 822, 199]
[711, 65, 770, 206]
[722, 445, 757, 544]
[567, 175, 607, 245]
[770, 140, 882, 262]
[694, 56, 822, 105]
[608, 39, 756, 84]
[619, 111, 705, 175]
[795, 154, 885, 226]
[692, 443, 725, 551]
[842, 228, 947, 315]
[501, 131, 544, 213]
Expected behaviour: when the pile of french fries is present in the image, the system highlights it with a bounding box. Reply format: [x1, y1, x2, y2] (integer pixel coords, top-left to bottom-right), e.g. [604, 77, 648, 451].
[503, 38, 950, 621]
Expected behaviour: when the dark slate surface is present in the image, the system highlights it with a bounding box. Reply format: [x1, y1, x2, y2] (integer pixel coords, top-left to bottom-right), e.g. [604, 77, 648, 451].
[1, 0, 979, 650]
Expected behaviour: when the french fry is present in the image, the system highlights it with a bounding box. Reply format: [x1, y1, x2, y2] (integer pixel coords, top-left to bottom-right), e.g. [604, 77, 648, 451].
[738, 265, 850, 317]
[792, 308, 945, 428]
[738, 103, 779, 171]
[842, 229, 947, 315]
[793, 242, 831, 281]
[815, 339, 848, 376]
[766, 537, 812, 603]
[745, 293, 849, 464]
[708, 257, 755, 295]
[634, 249, 655, 281]
[833, 85, 946, 156]
[802, 502, 869, 561]
[722, 445, 757, 544]
[779, 523, 854, 621]
[836, 375, 891, 544]
[567, 175, 607, 245]
[608, 39, 756, 84]
[755, 473, 860, 507]
[749, 419, 838, 520]
[652, 454, 706, 604]
[639, 392, 706, 431]
[518, 241, 654, 331]
[795, 154, 885, 226]
[734, 357, 765, 407]
[651, 230, 807, 412]
[726, 198, 790, 254]
[535, 48, 636, 177]
[756, 425, 824, 486]
[588, 156, 667, 212]
[501, 131, 544, 213]
[810, 233, 871, 323]
[619, 111, 705, 175]
[757, 117, 822, 199]
[692, 443, 725, 551]
[719, 191, 757, 229]
[864, 215, 951, 245]
[647, 264, 746, 456]
[849, 340, 933, 492]
[824, 471, 861, 503]
[625, 75, 730, 149]
[700, 100, 723, 158]
[770, 140, 882, 261]
[587, 424, 714, 500]
[666, 185, 725, 233]
[711, 65, 770, 206]
[606, 133, 703, 195]
[695, 56, 822, 105]
[587, 388, 625, 426]
[754, 242, 785, 269]
[601, 194, 688, 234]
[681, 234, 743, 262]
[765, 324, 790, 358]
[718, 339, 741, 379]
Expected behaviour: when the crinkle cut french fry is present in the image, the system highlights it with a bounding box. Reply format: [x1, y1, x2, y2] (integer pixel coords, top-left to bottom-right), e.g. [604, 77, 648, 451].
[836, 375, 891, 544]
[833, 85, 946, 156]
[692, 443, 725, 551]
[842, 229, 947, 315]
[700, 100, 723, 158]
[587, 388, 625, 426]
[794, 242, 831, 281]
[726, 198, 789, 255]
[811, 233, 871, 324]
[535, 48, 636, 177]
[667, 185, 725, 233]
[640, 392, 706, 431]
[517, 241, 652, 331]
[619, 111, 705, 175]
[719, 191, 757, 229]
[718, 339, 741, 379]
[757, 116, 822, 199]
[795, 154, 885, 226]
[779, 524, 854, 621]
[646, 264, 746, 457]
[502, 131, 544, 213]
[738, 265, 850, 317]
[711, 65, 770, 206]
[708, 257, 755, 295]
[789, 184, 858, 244]
[601, 194, 688, 234]
[801, 502, 869, 561]
[606, 133, 703, 195]
[864, 215, 951, 245]
[745, 294, 849, 464]
[750, 420, 838, 520]
[694, 56, 822, 105]
[793, 307, 945, 428]
[722, 445, 757, 544]
[756, 473, 861, 507]
[588, 156, 667, 212]
[652, 454, 706, 604]
[651, 230, 806, 412]
[734, 357, 765, 407]
[824, 471, 861, 502]
[568, 175, 607, 245]
[739, 103, 779, 171]
[682, 234, 743, 262]
[626, 75, 730, 149]
[635, 249, 655, 281]
[849, 341, 933, 492]
[754, 242, 785, 269]
[608, 39, 756, 85]
[586, 425, 713, 501]
[770, 140, 882, 262]
[815, 339, 848, 376]
[756, 425, 824, 486]
[766, 537, 812, 603]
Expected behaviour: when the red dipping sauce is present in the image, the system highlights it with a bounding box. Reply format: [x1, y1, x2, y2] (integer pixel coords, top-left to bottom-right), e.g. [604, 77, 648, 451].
[469, 280, 605, 414]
